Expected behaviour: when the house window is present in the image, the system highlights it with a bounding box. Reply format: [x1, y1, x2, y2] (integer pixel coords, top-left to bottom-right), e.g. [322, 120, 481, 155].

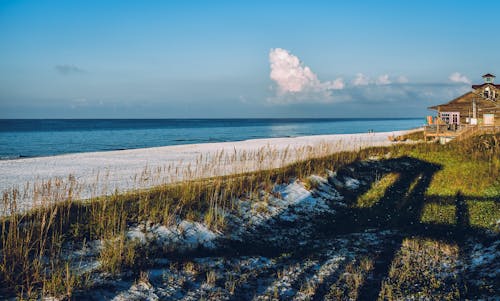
[440, 112, 460, 125]
[440, 112, 450, 124]
[484, 90, 490, 98]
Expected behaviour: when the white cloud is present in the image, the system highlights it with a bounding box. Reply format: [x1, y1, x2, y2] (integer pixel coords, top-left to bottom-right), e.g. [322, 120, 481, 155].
[353, 73, 408, 86]
[340, 82, 468, 106]
[376, 74, 391, 85]
[449, 72, 471, 84]
[268, 48, 344, 103]
[329, 78, 345, 90]
[352, 73, 370, 86]
[268, 48, 420, 105]
[269, 48, 315, 93]
[396, 75, 409, 83]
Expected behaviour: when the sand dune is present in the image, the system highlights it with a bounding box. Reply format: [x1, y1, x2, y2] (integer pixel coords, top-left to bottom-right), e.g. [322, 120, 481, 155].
[0, 130, 416, 211]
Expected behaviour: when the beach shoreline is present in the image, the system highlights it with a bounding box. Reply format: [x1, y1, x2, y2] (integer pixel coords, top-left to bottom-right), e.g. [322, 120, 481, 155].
[0, 129, 420, 211]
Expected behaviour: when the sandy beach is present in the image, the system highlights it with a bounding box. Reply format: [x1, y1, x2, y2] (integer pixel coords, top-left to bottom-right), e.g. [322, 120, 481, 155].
[0, 130, 415, 211]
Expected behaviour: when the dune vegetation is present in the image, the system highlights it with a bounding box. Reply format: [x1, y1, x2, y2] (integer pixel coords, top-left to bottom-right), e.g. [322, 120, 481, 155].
[1, 132, 499, 300]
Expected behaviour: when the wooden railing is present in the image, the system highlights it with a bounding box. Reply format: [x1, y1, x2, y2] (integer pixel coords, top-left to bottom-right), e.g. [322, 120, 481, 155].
[455, 125, 478, 141]
[424, 124, 500, 142]
[424, 124, 462, 134]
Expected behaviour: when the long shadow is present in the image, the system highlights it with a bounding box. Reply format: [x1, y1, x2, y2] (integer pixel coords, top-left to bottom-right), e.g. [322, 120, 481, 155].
[227, 157, 480, 300]
[455, 191, 470, 231]
[356, 158, 439, 299]
[240, 156, 495, 299]
[103, 156, 496, 300]
[221, 157, 441, 299]
[218, 156, 495, 299]
[227, 251, 341, 301]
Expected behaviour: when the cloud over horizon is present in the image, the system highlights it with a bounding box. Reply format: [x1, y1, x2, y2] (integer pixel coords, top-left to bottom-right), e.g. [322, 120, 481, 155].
[266, 48, 472, 109]
[268, 48, 344, 103]
[352, 73, 408, 86]
[268, 48, 418, 105]
[376, 74, 391, 85]
[449, 72, 471, 84]
[352, 73, 370, 86]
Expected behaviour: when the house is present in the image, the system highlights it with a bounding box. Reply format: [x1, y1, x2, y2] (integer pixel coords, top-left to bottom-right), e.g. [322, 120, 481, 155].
[425, 73, 500, 142]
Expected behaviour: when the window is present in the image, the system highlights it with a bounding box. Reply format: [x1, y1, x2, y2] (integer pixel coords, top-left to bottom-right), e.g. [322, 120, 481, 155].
[440, 112, 460, 125]
[440, 112, 451, 124]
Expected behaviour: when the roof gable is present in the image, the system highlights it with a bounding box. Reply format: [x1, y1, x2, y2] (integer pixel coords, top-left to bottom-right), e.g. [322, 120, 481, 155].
[427, 91, 499, 110]
[472, 83, 500, 90]
[428, 92, 474, 110]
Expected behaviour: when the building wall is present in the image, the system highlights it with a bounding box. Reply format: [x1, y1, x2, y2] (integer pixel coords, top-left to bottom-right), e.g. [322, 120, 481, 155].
[436, 90, 499, 125]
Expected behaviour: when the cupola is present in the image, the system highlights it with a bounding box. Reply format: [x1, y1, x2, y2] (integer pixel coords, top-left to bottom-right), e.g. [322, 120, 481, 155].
[482, 73, 495, 84]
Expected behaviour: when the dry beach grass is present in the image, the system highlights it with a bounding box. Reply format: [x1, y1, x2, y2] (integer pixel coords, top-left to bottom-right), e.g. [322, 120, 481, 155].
[0, 130, 416, 213]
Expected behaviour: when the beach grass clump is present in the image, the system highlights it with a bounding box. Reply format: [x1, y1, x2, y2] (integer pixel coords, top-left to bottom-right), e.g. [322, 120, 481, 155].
[378, 237, 462, 300]
[326, 257, 374, 300]
[99, 234, 140, 275]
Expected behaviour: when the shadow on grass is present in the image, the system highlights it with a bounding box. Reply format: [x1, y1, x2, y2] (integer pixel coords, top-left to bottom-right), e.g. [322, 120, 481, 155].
[60, 155, 500, 300]
[217, 156, 497, 300]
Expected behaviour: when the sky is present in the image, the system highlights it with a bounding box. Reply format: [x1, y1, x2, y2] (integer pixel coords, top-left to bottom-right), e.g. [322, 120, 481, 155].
[1, 0, 499, 118]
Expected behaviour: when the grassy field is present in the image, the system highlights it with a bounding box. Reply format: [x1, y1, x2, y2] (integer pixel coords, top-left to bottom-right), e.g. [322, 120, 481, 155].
[0, 132, 499, 299]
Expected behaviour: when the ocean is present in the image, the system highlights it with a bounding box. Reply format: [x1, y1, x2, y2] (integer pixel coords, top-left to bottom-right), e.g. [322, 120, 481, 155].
[0, 118, 423, 159]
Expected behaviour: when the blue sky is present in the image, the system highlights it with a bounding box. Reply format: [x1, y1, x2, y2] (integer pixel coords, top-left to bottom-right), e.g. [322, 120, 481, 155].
[1, 0, 499, 118]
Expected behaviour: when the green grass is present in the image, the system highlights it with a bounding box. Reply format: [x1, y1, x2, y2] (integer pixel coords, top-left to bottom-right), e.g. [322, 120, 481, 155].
[346, 133, 499, 230]
[391, 133, 500, 230]
[420, 202, 456, 225]
[467, 200, 500, 229]
[417, 153, 498, 197]
[355, 173, 399, 208]
[397, 135, 500, 198]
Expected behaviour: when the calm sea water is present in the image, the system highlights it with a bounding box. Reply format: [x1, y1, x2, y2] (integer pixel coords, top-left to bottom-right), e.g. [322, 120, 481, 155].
[0, 118, 423, 159]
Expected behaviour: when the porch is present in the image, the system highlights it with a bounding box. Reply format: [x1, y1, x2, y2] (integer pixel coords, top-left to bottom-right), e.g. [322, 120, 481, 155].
[424, 124, 500, 142]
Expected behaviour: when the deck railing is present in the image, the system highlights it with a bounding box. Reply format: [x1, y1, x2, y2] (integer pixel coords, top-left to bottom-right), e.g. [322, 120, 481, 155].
[424, 124, 500, 141]
[424, 124, 464, 134]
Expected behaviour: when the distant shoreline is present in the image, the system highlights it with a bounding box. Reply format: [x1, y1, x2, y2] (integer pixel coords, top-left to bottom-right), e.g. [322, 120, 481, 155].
[0, 118, 424, 159]
[0, 126, 423, 161]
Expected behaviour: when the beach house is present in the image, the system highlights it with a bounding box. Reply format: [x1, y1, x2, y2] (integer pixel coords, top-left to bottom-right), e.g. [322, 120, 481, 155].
[424, 73, 500, 142]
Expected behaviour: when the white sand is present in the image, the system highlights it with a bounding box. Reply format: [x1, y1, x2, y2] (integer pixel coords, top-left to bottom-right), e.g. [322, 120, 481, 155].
[0, 130, 416, 211]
